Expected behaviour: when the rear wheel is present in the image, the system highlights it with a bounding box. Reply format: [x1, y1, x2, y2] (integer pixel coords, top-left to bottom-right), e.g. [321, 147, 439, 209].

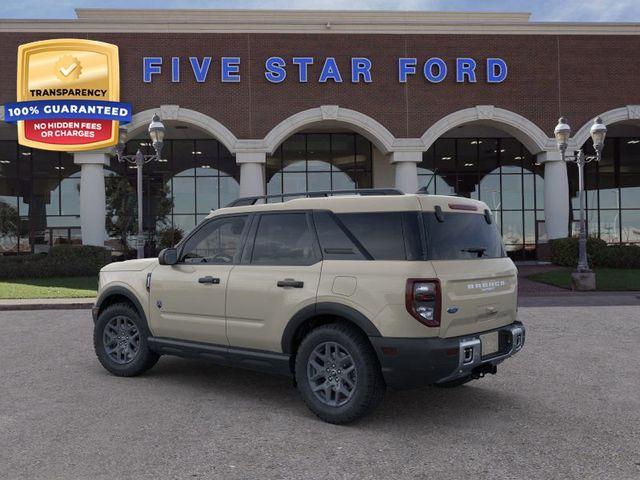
[94, 303, 159, 377]
[295, 323, 385, 424]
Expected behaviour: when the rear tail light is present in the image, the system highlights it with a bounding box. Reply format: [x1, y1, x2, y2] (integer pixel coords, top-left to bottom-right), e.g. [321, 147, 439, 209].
[405, 279, 441, 327]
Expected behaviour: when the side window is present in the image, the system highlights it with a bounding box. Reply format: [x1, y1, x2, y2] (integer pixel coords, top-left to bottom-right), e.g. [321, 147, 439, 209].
[251, 213, 319, 265]
[337, 212, 407, 260]
[313, 211, 366, 260]
[180, 216, 248, 264]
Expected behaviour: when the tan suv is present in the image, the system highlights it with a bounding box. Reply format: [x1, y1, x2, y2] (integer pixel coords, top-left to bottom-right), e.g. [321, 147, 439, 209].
[92, 189, 525, 424]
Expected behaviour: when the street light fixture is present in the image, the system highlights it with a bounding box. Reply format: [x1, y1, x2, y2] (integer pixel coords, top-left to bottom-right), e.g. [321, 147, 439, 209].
[553, 116, 607, 288]
[113, 114, 166, 259]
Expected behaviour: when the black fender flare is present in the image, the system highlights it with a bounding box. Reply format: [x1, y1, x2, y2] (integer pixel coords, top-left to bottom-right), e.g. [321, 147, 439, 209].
[281, 302, 381, 354]
[94, 286, 147, 325]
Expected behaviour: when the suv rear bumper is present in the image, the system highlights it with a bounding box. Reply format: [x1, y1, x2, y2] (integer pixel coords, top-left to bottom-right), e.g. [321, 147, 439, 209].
[369, 321, 525, 390]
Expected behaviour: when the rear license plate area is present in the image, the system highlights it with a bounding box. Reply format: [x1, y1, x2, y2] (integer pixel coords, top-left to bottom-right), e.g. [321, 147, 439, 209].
[480, 331, 499, 357]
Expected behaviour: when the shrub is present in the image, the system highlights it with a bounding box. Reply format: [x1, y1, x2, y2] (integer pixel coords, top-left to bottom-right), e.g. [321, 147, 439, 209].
[0, 245, 111, 279]
[550, 237, 640, 268]
[593, 244, 640, 269]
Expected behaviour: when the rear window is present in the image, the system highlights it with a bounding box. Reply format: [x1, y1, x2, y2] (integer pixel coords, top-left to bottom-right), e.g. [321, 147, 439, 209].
[423, 211, 505, 260]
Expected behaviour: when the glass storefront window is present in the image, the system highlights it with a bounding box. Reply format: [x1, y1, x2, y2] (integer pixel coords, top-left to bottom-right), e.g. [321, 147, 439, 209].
[266, 133, 373, 198]
[422, 136, 544, 259]
[569, 137, 640, 244]
[621, 210, 640, 243]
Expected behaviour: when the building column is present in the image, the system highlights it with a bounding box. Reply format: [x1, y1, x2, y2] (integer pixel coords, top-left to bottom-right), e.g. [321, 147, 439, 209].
[237, 152, 266, 197]
[74, 150, 110, 246]
[538, 151, 569, 240]
[391, 151, 421, 193]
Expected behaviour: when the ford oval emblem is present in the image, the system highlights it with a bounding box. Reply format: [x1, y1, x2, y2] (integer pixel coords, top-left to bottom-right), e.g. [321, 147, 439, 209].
[447, 306, 459, 314]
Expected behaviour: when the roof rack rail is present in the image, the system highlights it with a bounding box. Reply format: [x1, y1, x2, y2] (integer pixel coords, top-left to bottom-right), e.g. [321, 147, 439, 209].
[225, 188, 404, 207]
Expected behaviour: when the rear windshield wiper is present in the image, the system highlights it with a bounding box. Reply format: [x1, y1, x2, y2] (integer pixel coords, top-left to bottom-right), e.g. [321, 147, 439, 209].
[461, 247, 487, 258]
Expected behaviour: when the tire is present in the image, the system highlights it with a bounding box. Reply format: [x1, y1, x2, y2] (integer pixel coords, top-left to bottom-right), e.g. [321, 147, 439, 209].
[94, 302, 159, 377]
[295, 323, 385, 424]
[434, 375, 473, 388]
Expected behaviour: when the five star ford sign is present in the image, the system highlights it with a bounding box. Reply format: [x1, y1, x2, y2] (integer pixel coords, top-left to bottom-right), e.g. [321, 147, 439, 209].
[4, 39, 132, 152]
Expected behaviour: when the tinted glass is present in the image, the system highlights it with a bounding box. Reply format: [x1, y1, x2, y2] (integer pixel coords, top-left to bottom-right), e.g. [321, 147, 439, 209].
[337, 212, 406, 260]
[313, 211, 366, 260]
[424, 212, 505, 260]
[181, 215, 247, 264]
[252, 213, 318, 265]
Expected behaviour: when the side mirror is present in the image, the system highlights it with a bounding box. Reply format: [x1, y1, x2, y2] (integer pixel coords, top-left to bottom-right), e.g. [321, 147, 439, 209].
[158, 248, 178, 266]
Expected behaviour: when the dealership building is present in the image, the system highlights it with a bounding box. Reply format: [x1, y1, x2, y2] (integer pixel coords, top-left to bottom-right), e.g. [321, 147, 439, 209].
[0, 8, 639, 258]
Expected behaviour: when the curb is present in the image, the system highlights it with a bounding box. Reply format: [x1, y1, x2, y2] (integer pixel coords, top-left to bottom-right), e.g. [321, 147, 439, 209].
[0, 300, 94, 311]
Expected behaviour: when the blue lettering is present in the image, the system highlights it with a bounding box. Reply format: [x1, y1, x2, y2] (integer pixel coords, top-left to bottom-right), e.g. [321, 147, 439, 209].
[319, 57, 342, 83]
[487, 58, 508, 83]
[398, 58, 417, 83]
[265, 56, 287, 83]
[292, 57, 313, 82]
[189, 57, 211, 83]
[456, 58, 477, 83]
[351, 57, 372, 83]
[171, 57, 180, 83]
[143, 57, 162, 83]
[424, 58, 447, 83]
[221, 57, 241, 83]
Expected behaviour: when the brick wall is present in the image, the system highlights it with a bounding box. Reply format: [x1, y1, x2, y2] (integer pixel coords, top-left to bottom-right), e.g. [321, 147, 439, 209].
[1, 32, 638, 140]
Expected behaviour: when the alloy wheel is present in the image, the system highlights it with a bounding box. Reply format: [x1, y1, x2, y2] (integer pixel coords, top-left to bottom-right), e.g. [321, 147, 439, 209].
[307, 341, 357, 407]
[103, 316, 140, 365]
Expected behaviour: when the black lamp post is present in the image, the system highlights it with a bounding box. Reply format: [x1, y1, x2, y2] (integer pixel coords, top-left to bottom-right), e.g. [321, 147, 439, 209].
[114, 114, 166, 259]
[553, 116, 607, 287]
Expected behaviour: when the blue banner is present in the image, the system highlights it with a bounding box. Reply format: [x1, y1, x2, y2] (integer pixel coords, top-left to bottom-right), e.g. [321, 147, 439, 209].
[4, 100, 132, 123]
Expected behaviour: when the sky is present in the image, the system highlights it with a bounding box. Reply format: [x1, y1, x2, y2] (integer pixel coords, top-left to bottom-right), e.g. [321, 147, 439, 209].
[0, 0, 639, 22]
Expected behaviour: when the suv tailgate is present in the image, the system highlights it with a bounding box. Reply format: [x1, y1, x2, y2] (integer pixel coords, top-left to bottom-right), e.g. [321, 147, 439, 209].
[431, 258, 517, 338]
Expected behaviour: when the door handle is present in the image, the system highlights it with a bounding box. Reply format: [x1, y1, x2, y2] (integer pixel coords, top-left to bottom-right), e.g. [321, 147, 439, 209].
[277, 279, 304, 288]
[198, 276, 220, 285]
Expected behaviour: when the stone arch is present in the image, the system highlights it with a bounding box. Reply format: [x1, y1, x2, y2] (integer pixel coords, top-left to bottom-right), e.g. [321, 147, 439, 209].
[127, 105, 239, 154]
[572, 105, 640, 148]
[262, 105, 396, 155]
[420, 105, 553, 154]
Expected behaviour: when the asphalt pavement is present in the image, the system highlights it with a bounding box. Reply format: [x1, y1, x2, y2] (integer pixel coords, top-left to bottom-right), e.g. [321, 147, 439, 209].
[1, 305, 639, 480]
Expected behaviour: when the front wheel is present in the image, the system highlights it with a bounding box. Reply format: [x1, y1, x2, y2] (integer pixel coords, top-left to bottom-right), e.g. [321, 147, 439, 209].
[94, 303, 159, 377]
[295, 323, 385, 424]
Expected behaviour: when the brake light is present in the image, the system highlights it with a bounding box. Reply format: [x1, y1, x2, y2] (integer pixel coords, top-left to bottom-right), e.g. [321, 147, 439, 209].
[448, 203, 478, 211]
[405, 279, 441, 327]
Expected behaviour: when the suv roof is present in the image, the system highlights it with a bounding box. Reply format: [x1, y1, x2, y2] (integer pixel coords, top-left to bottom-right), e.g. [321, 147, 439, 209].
[209, 192, 490, 217]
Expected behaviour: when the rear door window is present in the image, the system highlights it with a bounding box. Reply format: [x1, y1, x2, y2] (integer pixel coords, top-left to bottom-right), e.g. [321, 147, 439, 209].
[251, 213, 320, 265]
[423, 211, 505, 260]
[313, 211, 367, 260]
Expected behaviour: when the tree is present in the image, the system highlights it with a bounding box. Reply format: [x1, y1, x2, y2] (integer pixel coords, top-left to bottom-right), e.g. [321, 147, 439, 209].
[105, 176, 173, 253]
[0, 201, 20, 250]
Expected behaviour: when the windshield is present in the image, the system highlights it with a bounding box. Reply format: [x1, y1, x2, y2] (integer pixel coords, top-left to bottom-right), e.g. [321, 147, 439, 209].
[423, 211, 505, 260]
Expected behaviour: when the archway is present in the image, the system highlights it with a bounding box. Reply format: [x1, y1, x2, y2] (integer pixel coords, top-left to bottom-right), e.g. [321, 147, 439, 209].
[262, 106, 396, 198]
[421, 106, 552, 155]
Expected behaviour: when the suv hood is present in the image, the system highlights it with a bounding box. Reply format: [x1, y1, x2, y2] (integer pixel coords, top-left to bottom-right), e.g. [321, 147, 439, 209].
[101, 258, 158, 272]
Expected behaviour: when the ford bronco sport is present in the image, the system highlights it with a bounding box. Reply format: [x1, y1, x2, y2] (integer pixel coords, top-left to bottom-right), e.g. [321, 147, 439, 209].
[92, 189, 525, 424]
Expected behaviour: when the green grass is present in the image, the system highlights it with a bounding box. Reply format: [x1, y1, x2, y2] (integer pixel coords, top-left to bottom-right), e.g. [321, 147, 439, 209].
[0, 276, 98, 299]
[528, 268, 640, 291]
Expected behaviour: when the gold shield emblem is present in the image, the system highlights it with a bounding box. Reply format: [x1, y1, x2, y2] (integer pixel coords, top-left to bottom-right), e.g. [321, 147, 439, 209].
[15, 38, 121, 151]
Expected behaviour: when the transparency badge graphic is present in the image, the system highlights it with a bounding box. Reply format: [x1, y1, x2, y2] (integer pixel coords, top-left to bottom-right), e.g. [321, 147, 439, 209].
[4, 39, 132, 151]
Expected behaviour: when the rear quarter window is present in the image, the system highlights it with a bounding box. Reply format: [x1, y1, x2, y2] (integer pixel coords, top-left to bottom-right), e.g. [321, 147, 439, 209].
[336, 212, 409, 260]
[423, 211, 505, 260]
